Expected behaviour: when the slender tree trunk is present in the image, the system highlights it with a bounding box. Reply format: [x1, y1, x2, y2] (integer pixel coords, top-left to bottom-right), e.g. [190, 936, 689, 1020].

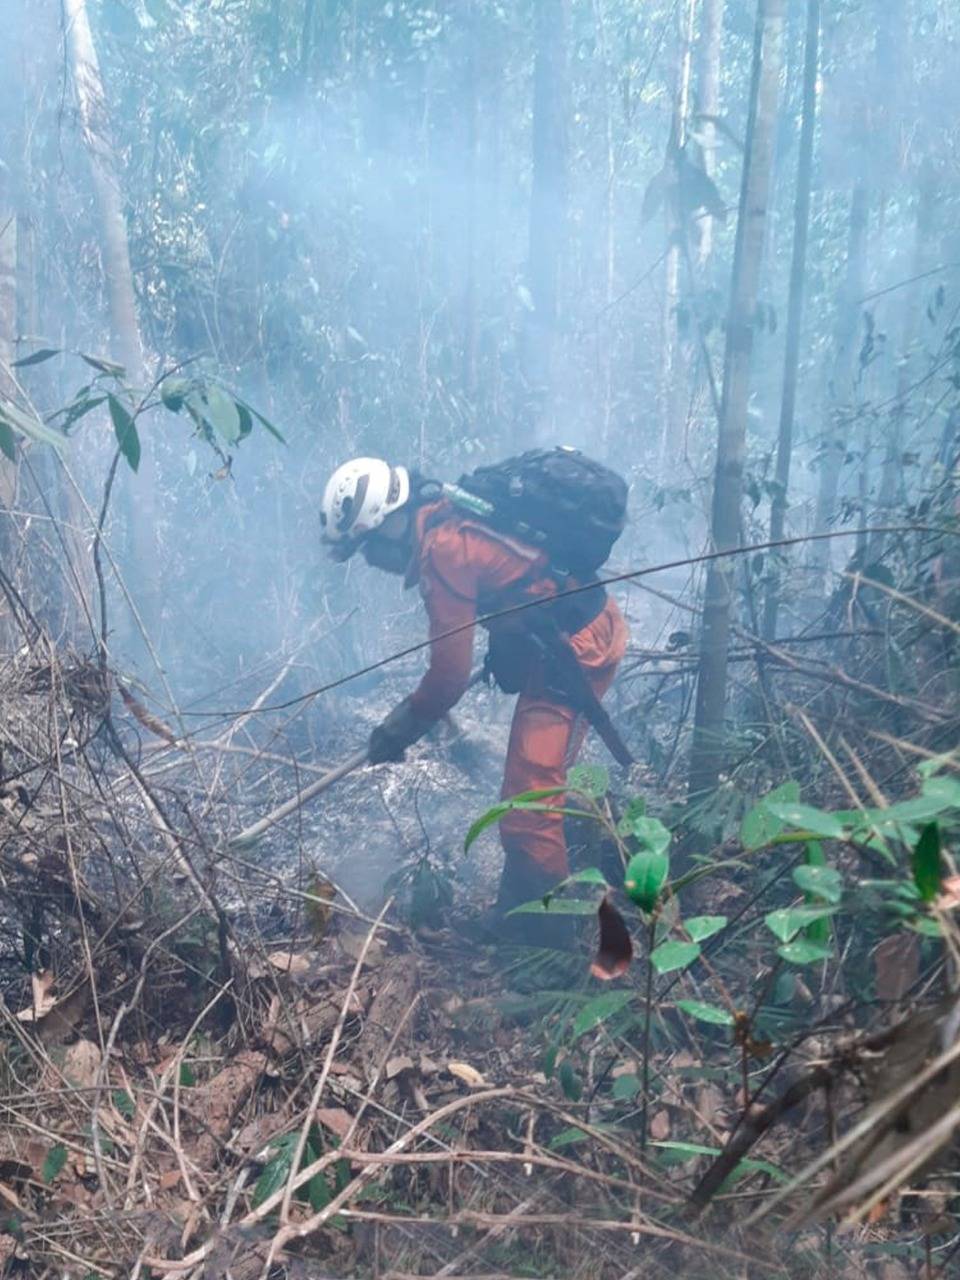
[460, 1, 479, 404]
[688, 0, 786, 798]
[62, 0, 144, 384]
[763, 0, 820, 640]
[63, 0, 157, 633]
[693, 0, 724, 267]
[0, 200, 20, 648]
[658, 0, 697, 467]
[810, 181, 868, 584]
[521, 0, 569, 446]
[868, 172, 936, 560]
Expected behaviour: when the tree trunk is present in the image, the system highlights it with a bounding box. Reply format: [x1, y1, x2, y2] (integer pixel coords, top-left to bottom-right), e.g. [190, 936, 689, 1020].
[762, 0, 820, 640]
[810, 181, 868, 585]
[868, 172, 936, 560]
[520, 0, 569, 445]
[688, 0, 786, 798]
[62, 0, 156, 633]
[460, 0, 479, 404]
[62, 0, 144, 384]
[693, 0, 724, 267]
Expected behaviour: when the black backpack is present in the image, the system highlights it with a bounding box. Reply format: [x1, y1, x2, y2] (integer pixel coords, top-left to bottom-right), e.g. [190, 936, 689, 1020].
[449, 447, 628, 578]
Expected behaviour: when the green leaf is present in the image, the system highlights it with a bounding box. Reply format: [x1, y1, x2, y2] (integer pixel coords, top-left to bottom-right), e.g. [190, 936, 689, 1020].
[548, 1126, 589, 1149]
[676, 999, 734, 1027]
[572, 990, 633, 1037]
[61, 395, 107, 432]
[765, 802, 845, 839]
[160, 376, 190, 411]
[108, 394, 141, 472]
[0, 397, 67, 450]
[253, 1144, 294, 1208]
[80, 353, 126, 376]
[622, 814, 671, 855]
[197, 384, 242, 444]
[507, 897, 598, 916]
[465, 791, 587, 851]
[921, 775, 960, 807]
[559, 1059, 582, 1102]
[740, 781, 800, 849]
[777, 938, 833, 966]
[650, 939, 700, 974]
[238, 398, 287, 443]
[905, 916, 943, 938]
[912, 823, 942, 903]
[611, 1072, 641, 1100]
[617, 795, 646, 835]
[684, 915, 727, 943]
[13, 347, 60, 367]
[112, 1090, 135, 1120]
[0, 421, 17, 462]
[650, 1140, 719, 1166]
[624, 845, 670, 911]
[792, 865, 842, 904]
[764, 906, 837, 943]
[179, 1062, 196, 1087]
[42, 1143, 68, 1184]
[568, 763, 609, 799]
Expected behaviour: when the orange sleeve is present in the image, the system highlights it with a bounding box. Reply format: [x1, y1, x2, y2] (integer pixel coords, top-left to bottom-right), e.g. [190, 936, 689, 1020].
[407, 528, 479, 720]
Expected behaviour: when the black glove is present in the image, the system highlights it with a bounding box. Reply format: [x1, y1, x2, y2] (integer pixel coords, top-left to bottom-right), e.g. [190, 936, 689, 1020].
[368, 699, 433, 764]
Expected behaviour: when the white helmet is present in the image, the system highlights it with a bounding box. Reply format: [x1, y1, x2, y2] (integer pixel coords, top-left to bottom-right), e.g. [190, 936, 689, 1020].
[320, 457, 410, 544]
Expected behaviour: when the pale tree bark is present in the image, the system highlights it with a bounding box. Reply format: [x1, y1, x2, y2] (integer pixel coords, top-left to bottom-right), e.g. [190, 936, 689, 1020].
[810, 181, 868, 585]
[868, 171, 937, 561]
[0, 200, 21, 648]
[62, 0, 157, 631]
[520, 0, 569, 446]
[658, 0, 698, 467]
[693, 0, 724, 267]
[688, 0, 786, 798]
[762, 0, 820, 640]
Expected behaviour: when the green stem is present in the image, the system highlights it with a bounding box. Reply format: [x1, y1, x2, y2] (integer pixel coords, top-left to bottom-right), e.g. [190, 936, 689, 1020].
[640, 910, 658, 1153]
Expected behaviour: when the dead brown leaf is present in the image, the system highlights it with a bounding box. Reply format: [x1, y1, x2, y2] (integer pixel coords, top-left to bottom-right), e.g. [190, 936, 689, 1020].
[590, 895, 633, 980]
[265, 952, 313, 978]
[63, 1038, 102, 1090]
[339, 931, 386, 967]
[315, 1107, 354, 1141]
[304, 872, 336, 941]
[189, 1051, 266, 1167]
[16, 977, 90, 1045]
[649, 1109, 671, 1140]
[16, 970, 56, 1020]
[447, 1061, 487, 1088]
[386, 1055, 415, 1080]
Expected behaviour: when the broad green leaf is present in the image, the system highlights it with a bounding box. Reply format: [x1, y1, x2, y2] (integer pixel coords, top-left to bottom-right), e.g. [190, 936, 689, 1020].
[740, 781, 800, 850]
[650, 939, 700, 974]
[13, 347, 60, 367]
[721, 1157, 790, 1188]
[905, 916, 943, 938]
[921, 775, 960, 807]
[61, 395, 107, 432]
[160, 376, 190, 410]
[0, 397, 67, 450]
[917, 752, 958, 780]
[113, 1090, 135, 1120]
[42, 1143, 68, 1184]
[623, 814, 671, 855]
[198, 384, 242, 444]
[617, 795, 646, 835]
[624, 846, 670, 911]
[253, 1145, 293, 1208]
[676, 999, 734, 1027]
[559, 1059, 582, 1101]
[684, 915, 727, 943]
[792, 865, 842, 904]
[572, 990, 632, 1037]
[507, 897, 598, 916]
[611, 1072, 641, 1100]
[549, 1126, 589, 1149]
[777, 938, 833, 966]
[0, 422, 16, 462]
[239, 398, 287, 443]
[464, 792, 588, 851]
[108, 395, 140, 472]
[565, 866, 609, 888]
[764, 906, 837, 943]
[904, 813, 954, 896]
[178, 1062, 196, 1087]
[568, 763, 609, 799]
[765, 803, 845, 839]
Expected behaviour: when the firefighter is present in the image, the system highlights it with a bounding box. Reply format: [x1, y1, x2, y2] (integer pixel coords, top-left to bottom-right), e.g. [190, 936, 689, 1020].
[320, 456, 628, 940]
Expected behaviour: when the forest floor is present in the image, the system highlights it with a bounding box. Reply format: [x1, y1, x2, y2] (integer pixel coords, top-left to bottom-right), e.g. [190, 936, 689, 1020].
[0, 619, 958, 1279]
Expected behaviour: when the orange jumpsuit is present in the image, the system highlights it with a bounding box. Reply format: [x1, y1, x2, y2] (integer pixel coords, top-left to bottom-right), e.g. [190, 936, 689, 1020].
[406, 503, 628, 882]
